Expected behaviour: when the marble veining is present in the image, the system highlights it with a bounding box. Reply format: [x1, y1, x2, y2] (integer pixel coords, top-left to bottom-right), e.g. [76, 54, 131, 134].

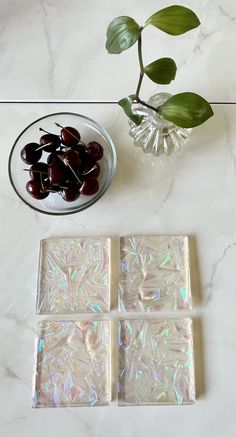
[203, 240, 236, 304]
[38, 0, 55, 97]
[0, 0, 235, 100]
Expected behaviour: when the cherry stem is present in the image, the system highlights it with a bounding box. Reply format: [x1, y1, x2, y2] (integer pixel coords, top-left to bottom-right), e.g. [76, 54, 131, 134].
[79, 165, 97, 176]
[23, 169, 48, 175]
[36, 142, 54, 151]
[55, 122, 85, 145]
[40, 172, 46, 192]
[58, 155, 82, 184]
[39, 127, 57, 136]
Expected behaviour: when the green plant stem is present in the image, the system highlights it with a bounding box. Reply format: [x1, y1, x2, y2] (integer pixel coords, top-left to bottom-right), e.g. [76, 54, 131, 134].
[135, 30, 144, 97]
[134, 28, 160, 114]
[136, 97, 160, 114]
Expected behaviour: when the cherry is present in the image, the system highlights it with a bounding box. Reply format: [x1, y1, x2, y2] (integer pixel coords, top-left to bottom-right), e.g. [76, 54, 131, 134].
[26, 179, 49, 199]
[80, 177, 99, 195]
[48, 161, 67, 186]
[61, 182, 81, 202]
[29, 162, 48, 181]
[22, 122, 104, 203]
[86, 141, 103, 161]
[79, 150, 96, 172]
[63, 166, 78, 184]
[55, 122, 81, 147]
[39, 129, 61, 153]
[72, 144, 85, 154]
[47, 151, 63, 165]
[62, 149, 81, 170]
[20, 143, 42, 165]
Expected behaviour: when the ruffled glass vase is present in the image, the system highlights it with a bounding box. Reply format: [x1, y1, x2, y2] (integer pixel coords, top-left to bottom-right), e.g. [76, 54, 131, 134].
[129, 93, 191, 157]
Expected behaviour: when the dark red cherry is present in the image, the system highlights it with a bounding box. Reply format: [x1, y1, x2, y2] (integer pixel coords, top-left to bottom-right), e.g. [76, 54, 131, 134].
[26, 179, 49, 199]
[29, 162, 48, 181]
[80, 177, 99, 195]
[55, 123, 81, 146]
[79, 151, 96, 172]
[61, 183, 81, 202]
[47, 151, 63, 165]
[72, 144, 85, 153]
[48, 162, 67, 185]
[62, 149, 81, 170]
[86, 141, 103, 161]
[20, 143, 42, 165]
[39, 133, 61, 153]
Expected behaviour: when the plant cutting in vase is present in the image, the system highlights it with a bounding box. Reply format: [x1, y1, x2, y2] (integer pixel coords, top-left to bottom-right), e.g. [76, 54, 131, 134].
[105, 5, 214, 155]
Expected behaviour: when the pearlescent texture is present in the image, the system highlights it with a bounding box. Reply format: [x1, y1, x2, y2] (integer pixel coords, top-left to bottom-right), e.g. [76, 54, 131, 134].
[33, 320, 111, 407]
[119, 235, 191, 311]
[118, 318, 195, 405]
[37, 237, 111, 314]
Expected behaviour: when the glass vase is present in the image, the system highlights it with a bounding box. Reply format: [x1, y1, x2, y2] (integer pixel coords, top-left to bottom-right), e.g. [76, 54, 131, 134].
[129, 93, 191, 157]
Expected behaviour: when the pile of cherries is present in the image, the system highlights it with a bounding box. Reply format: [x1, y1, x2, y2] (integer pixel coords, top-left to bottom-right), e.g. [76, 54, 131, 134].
[20, 123, 104, 202]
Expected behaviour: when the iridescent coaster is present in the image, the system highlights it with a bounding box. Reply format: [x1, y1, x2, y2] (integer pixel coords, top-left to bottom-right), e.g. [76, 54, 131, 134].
[33, 320, 111, 407]
[118, 318, 195, 405]
[119, 235, 191, 311]
[37, 237, 111, 314]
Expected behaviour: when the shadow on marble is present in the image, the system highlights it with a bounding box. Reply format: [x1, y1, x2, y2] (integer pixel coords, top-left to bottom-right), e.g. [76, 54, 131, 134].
[106, 122, 142, 191]
[189, 235, 202, 307]
[185, 105, 229, 157]
[193, 318, 205, 398]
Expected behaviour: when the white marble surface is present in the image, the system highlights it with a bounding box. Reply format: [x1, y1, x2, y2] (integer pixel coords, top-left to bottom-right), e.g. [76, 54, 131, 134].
[0, 102, 236, 435]
[0, 0, 235, 101]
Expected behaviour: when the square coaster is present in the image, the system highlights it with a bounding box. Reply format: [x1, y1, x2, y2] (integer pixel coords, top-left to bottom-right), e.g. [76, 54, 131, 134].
[33, 320, 111, 407]
[118, 318, 195, 405]
[37, 237, 111, 314]
[119, 235, 191, 311]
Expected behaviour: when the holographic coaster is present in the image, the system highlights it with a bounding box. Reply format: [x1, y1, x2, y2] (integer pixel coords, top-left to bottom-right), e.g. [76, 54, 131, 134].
[37, 237, 111, 314]
[33, 320, 111, 407]
[118, 318, 195, 405]
[119, 235, 191, 311]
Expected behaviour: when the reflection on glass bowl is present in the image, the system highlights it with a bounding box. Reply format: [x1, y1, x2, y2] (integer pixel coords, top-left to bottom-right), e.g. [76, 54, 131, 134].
[8, 112, 117, 215]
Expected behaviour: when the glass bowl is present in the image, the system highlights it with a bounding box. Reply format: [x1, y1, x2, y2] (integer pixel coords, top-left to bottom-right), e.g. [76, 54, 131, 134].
[8, 112, 117, 215]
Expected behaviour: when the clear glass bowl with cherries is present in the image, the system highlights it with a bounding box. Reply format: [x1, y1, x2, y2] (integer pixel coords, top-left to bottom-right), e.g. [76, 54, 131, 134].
[8, 112, 117, 215]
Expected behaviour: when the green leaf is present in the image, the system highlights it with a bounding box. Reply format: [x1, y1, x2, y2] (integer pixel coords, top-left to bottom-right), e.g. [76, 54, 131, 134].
[145, 5, 200, 36]
[144, 58, 177, 84]
[106, 16, 141, 54]
[159, 92, 214, 128]
[118, 95, 143, 125]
